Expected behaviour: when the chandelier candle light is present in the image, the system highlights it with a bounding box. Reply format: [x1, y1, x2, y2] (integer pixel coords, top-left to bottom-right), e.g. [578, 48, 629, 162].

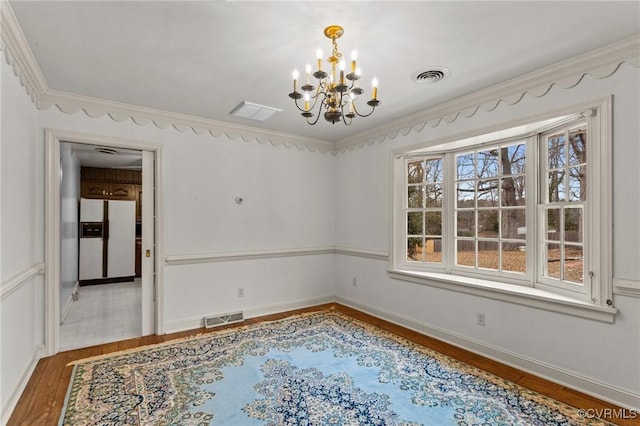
[289, 25, 380, 125]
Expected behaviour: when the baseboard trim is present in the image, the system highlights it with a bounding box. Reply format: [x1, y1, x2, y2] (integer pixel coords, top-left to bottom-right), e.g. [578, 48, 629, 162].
[1, 344, 46, 425]
[335, 295, 640, 411]
[60, 281, 80, 325]
[163, 295, 335, 334]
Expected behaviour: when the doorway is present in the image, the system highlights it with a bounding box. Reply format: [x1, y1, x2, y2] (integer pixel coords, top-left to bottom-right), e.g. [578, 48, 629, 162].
[45, 129, 163, 356]
[59, 142, 142, 350]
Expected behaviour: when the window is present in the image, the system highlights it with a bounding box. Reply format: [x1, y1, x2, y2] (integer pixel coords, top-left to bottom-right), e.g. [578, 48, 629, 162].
[454, 143, 527, 274]
[539, 124, 588, 295]
[407, 158, 444, 264]
[391, 100, 613, 319]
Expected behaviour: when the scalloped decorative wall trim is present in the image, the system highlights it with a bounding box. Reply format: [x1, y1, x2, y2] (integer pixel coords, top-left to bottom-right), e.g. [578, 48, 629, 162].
[335, 35, 640, 153]
[2, 2, 639, 155]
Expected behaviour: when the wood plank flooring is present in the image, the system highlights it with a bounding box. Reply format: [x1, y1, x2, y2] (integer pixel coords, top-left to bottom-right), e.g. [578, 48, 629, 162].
[8, 303, 637, 425]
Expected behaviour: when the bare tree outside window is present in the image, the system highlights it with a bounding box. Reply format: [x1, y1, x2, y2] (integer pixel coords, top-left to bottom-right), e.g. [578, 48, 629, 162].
[407, 158, 443, 263]
[543, 127, 586, 284]
[455, 143, 526, 273]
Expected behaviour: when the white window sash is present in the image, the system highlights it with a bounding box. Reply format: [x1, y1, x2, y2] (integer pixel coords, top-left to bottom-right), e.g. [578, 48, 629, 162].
[391, 98, 613, 311]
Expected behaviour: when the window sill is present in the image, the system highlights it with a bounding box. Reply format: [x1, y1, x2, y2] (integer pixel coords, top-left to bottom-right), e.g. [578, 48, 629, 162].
[387, 269, 617, 323]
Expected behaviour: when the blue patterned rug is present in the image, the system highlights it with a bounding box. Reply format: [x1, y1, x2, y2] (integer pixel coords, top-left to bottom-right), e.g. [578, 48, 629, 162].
[59, 309, 610, 425]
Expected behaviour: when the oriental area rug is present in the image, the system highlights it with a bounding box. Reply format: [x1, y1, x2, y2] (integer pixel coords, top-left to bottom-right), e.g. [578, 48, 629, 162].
[59, 309, 610, 425]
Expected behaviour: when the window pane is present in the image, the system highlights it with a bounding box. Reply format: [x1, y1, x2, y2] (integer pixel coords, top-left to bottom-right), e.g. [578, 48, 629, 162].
[425, 238, 442, 263]
[564, 207, 583, 243]
[502, 144, 526, 175]
[407, 161, 424, 184]
[548, 171, 565, 202]
[568, 166, 586, 201]
[501, 209, 525, 240]
[545, 243, 561, 279]
[502, 242, 526, 273]
[477, 149, 499, 179]
[456, 240, 475, 267]
[501, 176, 525, 206]
[457, 211, 475, 237]
[569, 131, 586, 165]
[425, 184, 443, 208]
[408, 185, 423, 208]
[457, 181, 475, 208]
[478, 210, 499, 238]
[546, 208, 560, 241]
[425, 212, 442, 236]
[456, 153, 475, 180]
[407, 212, 423, 235]
[477, 179, 499, 207]
[407, 237, 423, 262]
[548, 135, 566, 169]
[478, 241, 499, 270]
[425, 159, 443, 183]
[564, 245, 584, 284]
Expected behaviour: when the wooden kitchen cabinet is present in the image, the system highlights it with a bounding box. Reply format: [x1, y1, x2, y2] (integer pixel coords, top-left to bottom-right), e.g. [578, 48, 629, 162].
[81, 167, 142, 231]
[81, 182, 135, 200]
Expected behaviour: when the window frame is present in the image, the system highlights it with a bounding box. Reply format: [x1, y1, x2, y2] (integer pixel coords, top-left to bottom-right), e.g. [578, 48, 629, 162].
[390, 98, 614, 321]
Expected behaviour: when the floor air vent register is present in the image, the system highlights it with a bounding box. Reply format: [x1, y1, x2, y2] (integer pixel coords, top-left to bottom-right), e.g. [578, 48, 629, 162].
[204, 311, 244, 328]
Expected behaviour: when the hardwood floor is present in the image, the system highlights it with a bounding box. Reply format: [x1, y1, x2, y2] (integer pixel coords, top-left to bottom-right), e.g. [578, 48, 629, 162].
[8, 303, 636, 425]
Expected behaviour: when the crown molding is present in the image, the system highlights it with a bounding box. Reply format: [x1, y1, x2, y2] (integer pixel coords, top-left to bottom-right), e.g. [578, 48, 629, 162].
[0, 1, 335, 154]
[37, 88, 335, 154]
[2, 0, 638, 156]
[0, 0, 48, 102]
[335, 34, 640, 153]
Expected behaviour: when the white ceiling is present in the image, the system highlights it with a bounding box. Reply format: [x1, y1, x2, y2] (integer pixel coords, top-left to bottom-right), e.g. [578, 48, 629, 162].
[64, 142, 142, 168]
[9, 1, 640, 143]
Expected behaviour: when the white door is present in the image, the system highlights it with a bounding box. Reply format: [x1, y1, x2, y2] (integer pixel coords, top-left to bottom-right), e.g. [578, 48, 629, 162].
[107, 200, 136, 278]
[141, 151, 155, 335]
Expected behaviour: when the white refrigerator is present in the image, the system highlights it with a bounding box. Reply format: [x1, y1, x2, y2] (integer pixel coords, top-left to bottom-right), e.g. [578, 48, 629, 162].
[79, 198, 136, 283]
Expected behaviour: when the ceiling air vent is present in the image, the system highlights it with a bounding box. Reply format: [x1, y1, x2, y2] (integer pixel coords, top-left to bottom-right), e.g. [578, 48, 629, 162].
[204, 311, 244, 328]
[95, 147, 118, 155]
[230, 101, 282, 122]
[412, 66, 450, 84]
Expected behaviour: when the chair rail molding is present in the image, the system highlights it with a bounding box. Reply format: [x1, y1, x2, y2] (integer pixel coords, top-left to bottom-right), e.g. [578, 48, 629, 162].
[0, 263, 45, 300]
[613, 278, 640, 298]
[165, 246, 389, 266]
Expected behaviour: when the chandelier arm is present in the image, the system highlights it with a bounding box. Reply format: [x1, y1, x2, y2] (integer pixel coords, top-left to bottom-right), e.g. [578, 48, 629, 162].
[292, 98, 310, 113]
[352, 101, 378, 118]
[305, 111, 323, 126]
[340, 109, 353, 126]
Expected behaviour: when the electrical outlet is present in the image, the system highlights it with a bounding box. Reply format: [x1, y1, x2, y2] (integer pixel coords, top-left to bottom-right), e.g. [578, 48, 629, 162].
[237, 288, 245, 298]
[352, 277, 357, 287]
[476, 313, 486, 326]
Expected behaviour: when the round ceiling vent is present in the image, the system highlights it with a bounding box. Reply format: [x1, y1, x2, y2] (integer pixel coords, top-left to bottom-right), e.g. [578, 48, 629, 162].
[412, 66, 450, 84]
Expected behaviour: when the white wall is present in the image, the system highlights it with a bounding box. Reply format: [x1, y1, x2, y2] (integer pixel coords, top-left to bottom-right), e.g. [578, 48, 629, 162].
[334, 64, 640, 407]
[0, 55, 45, 422]
[36, 103, 337, 332]
[2, 39, 639, 421]
[59, 142, 80, 320]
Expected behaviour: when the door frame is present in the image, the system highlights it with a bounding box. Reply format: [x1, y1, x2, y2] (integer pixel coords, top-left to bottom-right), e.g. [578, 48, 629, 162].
[44, 128, 165, 356]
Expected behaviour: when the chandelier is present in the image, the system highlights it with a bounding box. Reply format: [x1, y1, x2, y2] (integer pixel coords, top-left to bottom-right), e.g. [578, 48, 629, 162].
[288, 25, 380, 125]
